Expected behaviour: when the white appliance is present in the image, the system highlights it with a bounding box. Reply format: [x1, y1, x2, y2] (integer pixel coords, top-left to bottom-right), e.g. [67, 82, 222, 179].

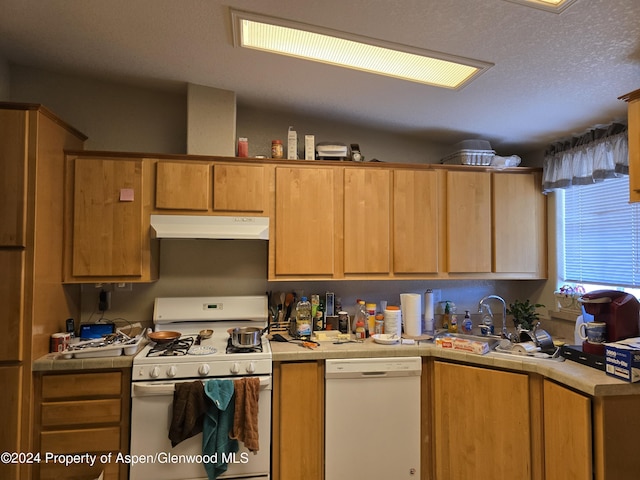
[324, 357, 422, 480]
[130, 296, 272, 480]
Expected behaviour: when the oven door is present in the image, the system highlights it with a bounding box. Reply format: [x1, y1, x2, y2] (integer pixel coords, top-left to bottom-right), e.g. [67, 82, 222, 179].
[130, 376, 271, 480]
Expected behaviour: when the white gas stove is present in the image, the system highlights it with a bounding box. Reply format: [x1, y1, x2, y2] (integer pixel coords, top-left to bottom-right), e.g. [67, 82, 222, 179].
[130, 295, 272, 480]
[132, 295, 272, 380]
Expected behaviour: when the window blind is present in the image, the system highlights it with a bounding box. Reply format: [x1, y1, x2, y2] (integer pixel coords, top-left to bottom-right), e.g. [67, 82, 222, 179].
[564, 176, 640, 287]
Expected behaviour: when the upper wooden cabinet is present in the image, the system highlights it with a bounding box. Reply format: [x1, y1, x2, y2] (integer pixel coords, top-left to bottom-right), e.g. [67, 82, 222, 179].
[154, 160, 267, 214]
[272, 165, 336, 277]
[343, 168, 391, 274]
[446, 170, 492, 273]
[493, 171, 546, 276]
[620, 89, 640, 203]
[393, 169, 439, 274]
[64, 155, 158, 283]
[156, 161, 210, 210]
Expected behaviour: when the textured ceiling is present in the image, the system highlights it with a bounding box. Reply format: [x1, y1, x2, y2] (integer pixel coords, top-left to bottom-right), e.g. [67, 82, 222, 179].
[0, 0, 638, 153]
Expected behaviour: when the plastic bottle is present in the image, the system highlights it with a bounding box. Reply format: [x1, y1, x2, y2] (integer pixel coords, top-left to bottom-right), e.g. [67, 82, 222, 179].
[447, 302, 458, 333]
[355, 320, 366, 340]
[366, 303, 377, 338]
[353, 300, 368, 335]
[442, 302, 451, 330]
[462, 310, 473, 334]
[295, 297, 312, 339]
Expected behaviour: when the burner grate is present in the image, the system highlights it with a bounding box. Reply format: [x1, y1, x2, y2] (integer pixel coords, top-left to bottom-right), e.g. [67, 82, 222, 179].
[226, 337, 263, 354]
[147, 337, 194, 357]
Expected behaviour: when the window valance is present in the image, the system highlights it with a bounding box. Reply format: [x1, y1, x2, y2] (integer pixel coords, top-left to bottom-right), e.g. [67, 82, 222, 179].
[542, 123, 628, 193]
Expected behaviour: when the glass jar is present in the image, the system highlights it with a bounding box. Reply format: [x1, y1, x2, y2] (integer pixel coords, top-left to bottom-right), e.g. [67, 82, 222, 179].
[271, 140, 284, 159]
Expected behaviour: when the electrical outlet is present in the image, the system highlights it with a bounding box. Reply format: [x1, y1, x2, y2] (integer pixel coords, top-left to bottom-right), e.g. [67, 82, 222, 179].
[98, 290, 111, 311]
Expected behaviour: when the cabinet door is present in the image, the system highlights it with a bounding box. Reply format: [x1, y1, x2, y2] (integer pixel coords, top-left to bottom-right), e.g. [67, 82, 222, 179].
[72, 157, 143, 277]
[213, 164, 266, 213]
[0, 250, 23, 362]
[543, 380, 592, 479]
[434, 362, 531, 480]
[0, 366, 22, 480]
[393, 169, 439, 273]
[156, 161, 210, 210]
[343, 168, 390, 274]
[274, 166, 335, 276]
[0, 109, 27, 247]
[272, 361, 324, 480]
[446, 171, 492, 273]
[624, 91, 640, 202]
[493, 172, 546, 276]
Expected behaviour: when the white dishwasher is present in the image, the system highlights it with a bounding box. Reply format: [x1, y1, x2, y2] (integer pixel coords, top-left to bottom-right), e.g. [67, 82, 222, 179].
[325, 357, 421, 480]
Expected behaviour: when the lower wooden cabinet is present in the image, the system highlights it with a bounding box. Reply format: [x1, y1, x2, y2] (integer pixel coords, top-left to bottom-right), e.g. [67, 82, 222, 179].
[433, 361, 532, 480]
[271, 361, 324, 480]
[33, 370, 131, 480]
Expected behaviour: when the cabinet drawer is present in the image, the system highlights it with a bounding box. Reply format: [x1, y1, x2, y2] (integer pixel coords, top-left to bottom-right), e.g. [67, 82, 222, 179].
[42, 399, 121, 427]
[39, 458, 120, 480]
[41, 426, 121, 454]
[41, 372, 122, 399]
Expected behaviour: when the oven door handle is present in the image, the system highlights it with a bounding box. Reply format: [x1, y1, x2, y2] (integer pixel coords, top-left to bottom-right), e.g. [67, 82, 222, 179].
[133, 376, 272, 397]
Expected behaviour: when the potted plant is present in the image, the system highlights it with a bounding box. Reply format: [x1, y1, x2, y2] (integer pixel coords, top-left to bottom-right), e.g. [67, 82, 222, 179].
[506, 299, 545, 332]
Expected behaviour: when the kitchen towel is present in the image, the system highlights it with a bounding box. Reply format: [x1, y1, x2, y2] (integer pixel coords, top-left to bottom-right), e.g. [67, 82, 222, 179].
[169, 380, 208, 447]
[401, 293, 422, 337]
[230, 377, 261, 452]
[203, 379, 238, 480]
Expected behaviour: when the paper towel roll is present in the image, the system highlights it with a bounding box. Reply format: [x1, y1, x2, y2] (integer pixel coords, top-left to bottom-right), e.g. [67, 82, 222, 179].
[424, 290, 435, 334]
[401, 293, 422, 337]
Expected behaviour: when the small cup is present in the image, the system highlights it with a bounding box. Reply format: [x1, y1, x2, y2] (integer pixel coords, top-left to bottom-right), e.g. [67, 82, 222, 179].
[579, 321, 607, 344]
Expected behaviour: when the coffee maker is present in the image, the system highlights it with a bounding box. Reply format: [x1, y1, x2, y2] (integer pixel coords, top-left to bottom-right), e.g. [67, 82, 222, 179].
[578, 290, 640, 355]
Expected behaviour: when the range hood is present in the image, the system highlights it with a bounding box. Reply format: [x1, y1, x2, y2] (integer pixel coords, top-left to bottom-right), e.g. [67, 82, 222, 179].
[150, 215, 269, 240]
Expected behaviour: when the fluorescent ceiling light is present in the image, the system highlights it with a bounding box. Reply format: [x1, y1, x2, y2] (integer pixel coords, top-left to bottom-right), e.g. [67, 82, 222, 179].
[230, 9, 492, 90]
[503, 0, 578, 13]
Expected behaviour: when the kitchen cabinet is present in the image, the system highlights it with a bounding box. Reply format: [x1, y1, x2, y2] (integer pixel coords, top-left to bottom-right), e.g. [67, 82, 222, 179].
[0, 103, 85, 480]
[64, 154, 158, 283]
[493, 171, 547, 277]
[393, 169, 439, 274]
[343, 168, 391, 274]
[543, 380, 591, 479]
[271, 361, 324, 480]
[33, 369, 131, 480]
[446, 170, 492, 273]
[621, 89, 640, 202]
[154, 161, 267, 213]
[433, 361, 532, 480]
[271, 165, 337, 277]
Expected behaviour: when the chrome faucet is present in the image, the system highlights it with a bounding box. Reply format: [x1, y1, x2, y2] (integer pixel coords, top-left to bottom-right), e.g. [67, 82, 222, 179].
[478, 295, 511, 340]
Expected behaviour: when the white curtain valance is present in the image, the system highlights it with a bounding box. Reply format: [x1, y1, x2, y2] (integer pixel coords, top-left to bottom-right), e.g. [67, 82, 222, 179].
[542, 123, 628, 193]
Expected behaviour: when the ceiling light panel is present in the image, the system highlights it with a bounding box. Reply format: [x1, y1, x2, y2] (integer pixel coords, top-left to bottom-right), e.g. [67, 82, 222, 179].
[231, 9, 493, 89]
[503, 0, 578, 13]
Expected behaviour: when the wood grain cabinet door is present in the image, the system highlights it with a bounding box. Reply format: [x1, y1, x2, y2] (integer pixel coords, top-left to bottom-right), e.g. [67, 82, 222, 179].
[213, 164, 266, 213]
[0, 109, 27, 247]
[446, 170, 492, 273]
[343, 168, 391, 274]
[393, 169, 439, 274]
[72, 157, 143, 277]
[155, 161, 210, 210]
[274, 166, 335, 276]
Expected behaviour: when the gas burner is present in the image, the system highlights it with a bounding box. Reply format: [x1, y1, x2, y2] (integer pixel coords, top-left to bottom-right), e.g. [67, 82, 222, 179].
[226, 337, 263, 354]
[147, 337, 194, 357]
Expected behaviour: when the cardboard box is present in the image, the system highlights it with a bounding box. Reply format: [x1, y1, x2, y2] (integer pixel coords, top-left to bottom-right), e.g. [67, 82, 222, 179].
[605, 338, 640, 382]
[435, 336, 490, 355]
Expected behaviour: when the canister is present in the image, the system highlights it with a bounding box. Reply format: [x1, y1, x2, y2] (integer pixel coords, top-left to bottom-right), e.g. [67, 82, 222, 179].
[50, 332, 70, 353]
[271, 140, 284, 159]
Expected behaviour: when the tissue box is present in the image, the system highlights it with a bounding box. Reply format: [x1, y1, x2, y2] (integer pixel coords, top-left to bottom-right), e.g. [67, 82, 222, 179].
[605, 338, 640, 382]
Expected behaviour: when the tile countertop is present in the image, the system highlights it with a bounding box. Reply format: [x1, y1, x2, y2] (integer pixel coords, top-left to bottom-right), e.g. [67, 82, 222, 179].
[33, 352, 135, 371]
[270, 336, 640, 398]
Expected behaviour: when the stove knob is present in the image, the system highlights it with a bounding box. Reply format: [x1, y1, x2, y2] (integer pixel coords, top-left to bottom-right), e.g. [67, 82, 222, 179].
[167, 366, 177, 378]
[230, 362, 240, 374]
[246, 362, 256, 374]
[198, 364, 210, 376]
[150, 366, 161, 379]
